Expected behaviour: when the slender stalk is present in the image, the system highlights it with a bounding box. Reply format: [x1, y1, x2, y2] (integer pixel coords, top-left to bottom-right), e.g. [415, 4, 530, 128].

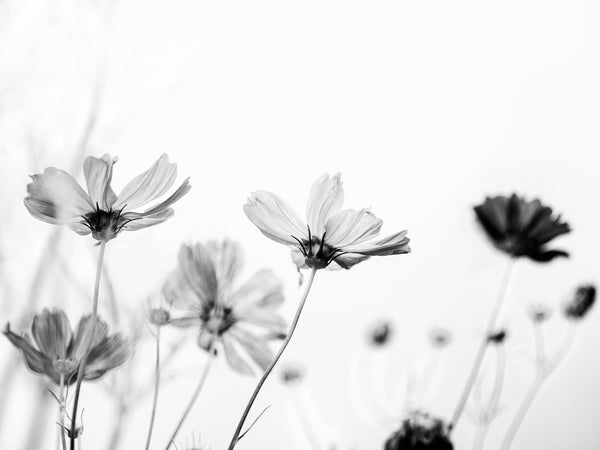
[105, 402, 128, 450]
[290, 389, 324, 450]
[449, 259, 514, 432]
[69, 240, 107, 450]
[227, 267, 318, 450]
[163, 344, 216, 449]
[57, 374, 67, 450]
[144, 327, 162, 450]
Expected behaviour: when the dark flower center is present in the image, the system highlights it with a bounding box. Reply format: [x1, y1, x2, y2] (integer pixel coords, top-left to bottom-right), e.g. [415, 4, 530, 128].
[291, 226, 346, 269]
[80, 203, 138, 241]
[202, 305, 236, 335]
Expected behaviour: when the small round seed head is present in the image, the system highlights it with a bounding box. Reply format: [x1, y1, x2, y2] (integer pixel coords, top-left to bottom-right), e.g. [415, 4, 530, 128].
[148, 308, 171, 326]
[564, 285, 596, 320]
[527, 303, 552, 323]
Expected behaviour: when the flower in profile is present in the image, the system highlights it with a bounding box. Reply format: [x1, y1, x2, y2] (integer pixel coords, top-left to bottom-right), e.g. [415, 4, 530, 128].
[564, 285, 596, 320]
[163, 239, 287, 375]
[24, 153, 191, 242]
[474, 194, 570, 262]
[243, 173, 410, 270]
[428, 327, 452, 349]
[368, 321, 393, 347]
[384, 410, 453, 450]
[527, 303, 552, 323]
[3, 308, 130, 385]
[486, 329, 507, 345]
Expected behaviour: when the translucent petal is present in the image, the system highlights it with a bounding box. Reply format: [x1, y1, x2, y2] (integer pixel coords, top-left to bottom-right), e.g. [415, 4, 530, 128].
[83, 154, 118, 210]
[305, 173, 344, 236]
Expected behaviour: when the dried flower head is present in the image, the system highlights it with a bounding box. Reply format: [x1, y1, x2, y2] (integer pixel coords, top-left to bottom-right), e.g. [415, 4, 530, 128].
[164, 239, 287, 375]
[428, 327, 452, 349]
[243, 173, 410, 270]
[384, 410, 453, 450]
[280, 364, 305, 385]
[487, 329, 507, 345]
[3, 309, 130, 385]
[527, 303, 552, 323]
[368, 321, 393, 347]
[564, 285, 596, 320]
[474, 194, 570, 262]
[24, 154, 190, 241]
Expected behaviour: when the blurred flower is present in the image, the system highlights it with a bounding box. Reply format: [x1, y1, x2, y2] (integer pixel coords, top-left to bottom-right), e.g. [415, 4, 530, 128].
[243, 173, 410, 270]
[428, 327, 452, 349]
[527, 303, 552, 323]
[368, 321, 393, 347]
[164, 240, 287, 375]
[487, 329, 507, 345]
[148, 307, 171, 327]
[24, 153, 191, 241]
[564, 285, 596, 320]
[384, 410, 453, 450]
[280, 363, 305, 385]
[474, 194, 570, 262]
[3, 308, 130, 385]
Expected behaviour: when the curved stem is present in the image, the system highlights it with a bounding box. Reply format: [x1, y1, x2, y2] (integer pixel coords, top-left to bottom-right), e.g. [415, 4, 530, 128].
[449, 259, 514, 432]
[163, 344, 216, 449]
[227, 267, 318, 450]
[69, 240, 106, 450]
[144, 327, 162, 450]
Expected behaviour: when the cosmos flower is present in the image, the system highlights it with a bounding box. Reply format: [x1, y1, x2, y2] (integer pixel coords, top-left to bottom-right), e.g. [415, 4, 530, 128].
[564, 285, 596, 320]
[163, 239, 287, 375]
[24, 153, 191, 241]
[243, 173, 410, 270]
[3, 308, 130, 385]
[473, 194, 570, 262]
[368, 321, 393, 347]
[384, 410, 453, 450]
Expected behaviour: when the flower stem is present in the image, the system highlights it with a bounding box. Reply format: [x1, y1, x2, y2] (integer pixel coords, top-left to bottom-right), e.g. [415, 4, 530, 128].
[57, 375, 67, 450]
[449, 259, 514, 432]
[163, 343, 216, 449]
[144, 327, 162, 450]
[69, 240, 107, 450]
[227, 267, 318, 450]
[290, 389, 325, 450]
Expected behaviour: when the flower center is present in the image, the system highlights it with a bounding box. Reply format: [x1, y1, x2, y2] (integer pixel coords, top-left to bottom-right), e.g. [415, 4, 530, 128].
[80, 203, 137, 241]
[202, 305, 236, 335]
[291, 226, 345, 269]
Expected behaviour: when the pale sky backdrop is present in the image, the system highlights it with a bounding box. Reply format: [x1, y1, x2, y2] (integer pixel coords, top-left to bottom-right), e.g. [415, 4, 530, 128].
[0, 0, 599, 449]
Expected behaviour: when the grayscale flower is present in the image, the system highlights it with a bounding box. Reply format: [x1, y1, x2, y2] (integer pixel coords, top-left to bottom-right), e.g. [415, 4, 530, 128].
[486, 329, 507, 345]
[164, 240, 287, 375]
[474, 194, 570, 262]
[24, 153, 191, 241]
[243, 173, 410, 270]
[368, 321, 393, 347]
[564, 285, 596, 320]
[384, 410, 453, 450]
[527, 303, 552, 323]
[3, 308, 130, 385]
[280, 363, 305, 385]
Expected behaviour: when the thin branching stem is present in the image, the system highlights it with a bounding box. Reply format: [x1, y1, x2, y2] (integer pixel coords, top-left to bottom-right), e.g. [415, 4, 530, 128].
[144, 326, 162, 450]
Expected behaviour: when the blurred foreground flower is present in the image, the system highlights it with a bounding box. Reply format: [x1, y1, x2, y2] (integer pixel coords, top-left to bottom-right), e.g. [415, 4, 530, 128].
[385, 410, 453, 450]
[164, 240, 286, 375]
[368, 321, 393, 347]
[564, 285, 596, 320]
[3, 308, 130, 385]
[244, 173, 410, 270]
[24, 153, 190, 241]
[280, 363, 305, 385]
[474, 194, 570, 262]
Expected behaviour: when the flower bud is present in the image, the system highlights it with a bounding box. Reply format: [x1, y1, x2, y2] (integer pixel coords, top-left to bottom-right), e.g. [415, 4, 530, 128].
[564, 285, 596, 320]
[368, 321, 393, 347]
[148, 308, 171, 326]
[487, 329, 507, 345]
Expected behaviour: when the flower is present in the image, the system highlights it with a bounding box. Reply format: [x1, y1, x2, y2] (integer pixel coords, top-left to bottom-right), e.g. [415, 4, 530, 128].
[3, 308, 130, 385]
[243, 173, 410, 270]
[564, 285, 596, 320]
[24, 153, 191, 241]
[148, 307, 171, 327]
[368, 321, 393, 347]
[486, 329, 507, 344]
[474, 194, 570, 262]
[280, 363, 305, 385]
[527, 303, 552, 323]
[163, 240, 287, 375]
[384, 410, 453, 450]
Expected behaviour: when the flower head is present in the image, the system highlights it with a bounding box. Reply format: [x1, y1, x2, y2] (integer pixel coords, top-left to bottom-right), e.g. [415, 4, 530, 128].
[564, 285, 596, 321]
[474, 194, 570, 262]
[24, 153, 191, 241]
[164, 240, 287, 375]
[243, 173, 410, 270]
[280, 363, 305, 385]
[487, 329, 507, 345]
[527, 303, 552, 323]
[384, 410, 453, 450]
[368, 321, 393, 347]
[3, 308, 130, 385]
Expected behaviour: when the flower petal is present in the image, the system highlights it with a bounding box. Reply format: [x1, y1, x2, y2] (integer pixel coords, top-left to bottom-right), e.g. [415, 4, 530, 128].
[3, 325, 51, 377]
[176, 243, 219, 310]
[324, 208, 383, 247]
[68, 315, 110, 363]
[141, 177, 191, 216]
[305, 173, 344, 236]
[528, 248, 569, 262]
[221, 334, 254, 375]
[84, 334, 131, 381]
[328, 253, 370, 270]
[244, 191, 307, 245]
[231, 328, 275, 371]
[31, 309, 72, 362]
[117, 208, 174, 232]
[83, 154, 118, 210]
[342, 230, 411, 256]
[210, 239, 244, 293]
[230, 269, 284, 310]
[168, 315, 201, 328]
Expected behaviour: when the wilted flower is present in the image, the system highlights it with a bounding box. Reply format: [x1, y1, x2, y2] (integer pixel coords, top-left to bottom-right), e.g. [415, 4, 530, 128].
[564, 285, 596, 320]
[487, 329, 507, 344]
[428, 327, 452, 349]
[368, 321, 393, 347]
[474, 194, 570, 262]
[384, 410, 453, 450]
[527, 303, 552, 323]
[3, 308, 130, 385]
[164, 240, 287, 375]
[243, 173, 410, 270]
[280, 364, 305, 385]
[24, 153, 190, 241]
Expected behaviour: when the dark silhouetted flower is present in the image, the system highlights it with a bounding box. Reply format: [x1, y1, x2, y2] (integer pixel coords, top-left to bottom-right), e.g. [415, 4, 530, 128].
[369, 321, 393, 347]
[527, 303, 552, 323]
[474, 194, 570, 262]
[487, 329, 507, 344]
[164, 239, 287, 375]
[564, 285, 596, 320]
[384, 410, 453, 450]
[24, 154, 190, 241]
[3, 308, 130, 385]
[244, 173, 410, 270]
[280, 364, 305, 385]
[428, 328, 452, 348]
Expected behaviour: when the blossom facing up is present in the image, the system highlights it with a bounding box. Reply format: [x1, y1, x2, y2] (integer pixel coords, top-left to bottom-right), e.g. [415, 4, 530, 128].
[3, 308, 130, 385]
[384, 410, 453, 450]
[368, 321, 393, 347]
[243, 173, 410, 270]
[564, 285, 596, 320]
[163, 240, 287, 375]
[24, 153, 191, 241]
[474, 194, 570, 262]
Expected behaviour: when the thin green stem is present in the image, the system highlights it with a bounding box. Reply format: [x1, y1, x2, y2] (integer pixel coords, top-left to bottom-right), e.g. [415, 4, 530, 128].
[449, 259, 514, 432]
[69, 240, 107, 450]
[227, 267, 318, 450]
[144, 327, 162, 450]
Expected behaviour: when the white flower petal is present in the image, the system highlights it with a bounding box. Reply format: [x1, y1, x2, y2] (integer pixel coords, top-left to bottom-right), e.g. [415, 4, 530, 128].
[325, 208, 383, 247]
[305, 173, 344, 236]
[290, 248, 308, 270]
[118, 208, 174, 232]
[209, 239, 244, 292]
[230, 269, 284, 311]
[342, 230, 411, 256]
[231, 328, 275, 371]
[222, 334, 255, 375]
[243, 191, 307, 245]
[176, 243, 219, 310]
[142, 177, 191, 216]
[329, 253, 370, 270]
[83, 154, 118, 210]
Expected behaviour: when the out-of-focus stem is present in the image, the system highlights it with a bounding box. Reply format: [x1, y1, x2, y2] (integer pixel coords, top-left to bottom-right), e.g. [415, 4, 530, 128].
[144, 327, 162, 450]
[290, 389, 324, 450]
[57, 375, 67, 450]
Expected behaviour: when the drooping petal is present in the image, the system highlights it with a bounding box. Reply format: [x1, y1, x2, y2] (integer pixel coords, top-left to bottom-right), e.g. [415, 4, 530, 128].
[113, 154, 177, 211]
[244, 191, 307, 245]
[83, 154, 118, 210]
[117, 209, 174, 232]
[31, 309, 72, 361]
[3, 325, 51, 376]
[324, 208, 383, 248]
[141, 177, 191, 216]
[84, 334, 131, 381]
[305, 173, 344, 236]
[221, 334, 254, 375]
[231, 328, 275, 371]
[527, 248, 569, 262]
[341, 230, 411, 256]
[68, 316, 110, 363]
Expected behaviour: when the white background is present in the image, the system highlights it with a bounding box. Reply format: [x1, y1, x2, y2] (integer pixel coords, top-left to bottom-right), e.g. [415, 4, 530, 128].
[0, 0, 599, 449]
